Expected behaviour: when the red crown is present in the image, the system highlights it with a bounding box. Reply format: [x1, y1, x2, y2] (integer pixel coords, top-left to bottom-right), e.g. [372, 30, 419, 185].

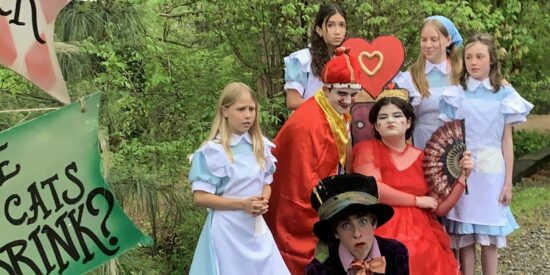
[321, 46, 362, 89]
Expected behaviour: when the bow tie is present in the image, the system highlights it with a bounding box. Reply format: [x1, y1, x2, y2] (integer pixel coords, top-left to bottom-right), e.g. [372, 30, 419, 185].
[348, 256, 386, 275]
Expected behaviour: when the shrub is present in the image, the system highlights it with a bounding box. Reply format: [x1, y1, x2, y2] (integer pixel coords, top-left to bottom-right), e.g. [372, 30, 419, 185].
[513, 129, 550, 157]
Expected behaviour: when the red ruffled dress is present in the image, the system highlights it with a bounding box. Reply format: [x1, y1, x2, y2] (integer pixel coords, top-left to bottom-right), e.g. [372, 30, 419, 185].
[352, 140, 459, 275]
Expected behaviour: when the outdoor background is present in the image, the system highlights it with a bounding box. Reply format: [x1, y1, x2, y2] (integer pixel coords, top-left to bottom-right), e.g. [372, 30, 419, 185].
[0, 0, 549, 274]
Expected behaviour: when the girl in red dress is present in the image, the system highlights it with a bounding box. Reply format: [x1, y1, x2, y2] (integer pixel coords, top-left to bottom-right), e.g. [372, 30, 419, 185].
[352, 89, 472, 275]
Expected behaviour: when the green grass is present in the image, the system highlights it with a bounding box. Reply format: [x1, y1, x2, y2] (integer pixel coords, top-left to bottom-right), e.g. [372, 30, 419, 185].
[512, 186, 550, 215]
[510, 183, 550, 230]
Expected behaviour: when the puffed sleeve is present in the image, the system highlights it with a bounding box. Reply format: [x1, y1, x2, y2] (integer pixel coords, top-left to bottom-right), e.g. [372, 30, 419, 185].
[393, 71, 421, 106]
[283, 48, 312, 97]
[439, 85, 463, 122]
[501, 86, 534, 125]
[263, 137, 277, 184]
[352, 140, 382, 182]
[188, 142, 231, 194]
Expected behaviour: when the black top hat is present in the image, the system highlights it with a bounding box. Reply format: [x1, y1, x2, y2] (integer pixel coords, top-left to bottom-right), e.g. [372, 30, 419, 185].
[311, 173, 394, 242]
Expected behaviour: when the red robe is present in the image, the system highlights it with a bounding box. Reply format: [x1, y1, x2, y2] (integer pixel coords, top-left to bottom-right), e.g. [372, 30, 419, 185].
[265, 97, 342, 275]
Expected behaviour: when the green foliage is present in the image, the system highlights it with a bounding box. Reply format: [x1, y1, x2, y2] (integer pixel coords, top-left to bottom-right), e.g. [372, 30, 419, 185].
[513, 76, 550, 115]
[513, 130, 550, 157]
[1, 0, 550, 274]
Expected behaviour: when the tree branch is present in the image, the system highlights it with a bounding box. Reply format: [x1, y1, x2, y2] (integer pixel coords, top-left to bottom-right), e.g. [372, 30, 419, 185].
[160, 10, 201, 18]
[219, 31, 259, 71]
[157, 38, 195, 48]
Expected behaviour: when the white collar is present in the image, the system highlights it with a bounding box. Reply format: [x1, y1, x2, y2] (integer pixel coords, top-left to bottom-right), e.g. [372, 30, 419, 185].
[214, 132, 253, 146]
[467, 77, 493, 91]
[229, 132, 252, 146]
[425, 60, 448, 75]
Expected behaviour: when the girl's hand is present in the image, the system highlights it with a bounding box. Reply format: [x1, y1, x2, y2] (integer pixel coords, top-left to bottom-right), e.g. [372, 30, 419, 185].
[242, 196, 269, 216]
[499, 182, 513, 205]
[415, 196, 438, 210]
[459, 150, 473, 178]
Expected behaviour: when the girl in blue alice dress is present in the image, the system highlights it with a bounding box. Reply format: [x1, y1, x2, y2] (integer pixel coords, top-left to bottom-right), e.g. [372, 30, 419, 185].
[439, 33, 533, 275]
[393, 15, 463, 149]
[188, 82, 289, 275]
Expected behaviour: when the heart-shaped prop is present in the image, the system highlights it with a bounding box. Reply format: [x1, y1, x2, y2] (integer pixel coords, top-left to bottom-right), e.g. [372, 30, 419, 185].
[343, 36, 405, 98]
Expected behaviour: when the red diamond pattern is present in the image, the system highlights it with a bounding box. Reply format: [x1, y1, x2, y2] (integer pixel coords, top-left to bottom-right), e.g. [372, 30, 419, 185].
[25, 34, 56, 90]
[0, 17, 17, 67]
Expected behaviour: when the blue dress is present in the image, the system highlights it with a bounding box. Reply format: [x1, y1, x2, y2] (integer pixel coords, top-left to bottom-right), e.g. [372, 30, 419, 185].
[394, 60, 453, 149]
[284, 48, 324, 100]
[439, 77, 533, 248]
[188, 133, 289, 275]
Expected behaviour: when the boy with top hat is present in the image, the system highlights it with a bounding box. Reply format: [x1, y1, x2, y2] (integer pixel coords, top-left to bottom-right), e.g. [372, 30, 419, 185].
[305, 173, 409, 275]
[264, 47, 362, 274]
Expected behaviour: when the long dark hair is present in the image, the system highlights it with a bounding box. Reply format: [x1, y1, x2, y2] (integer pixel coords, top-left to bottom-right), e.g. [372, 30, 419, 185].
[369, 97, 416, 140]
[310, 3, 347, 77]
[459, 33, 502, 92]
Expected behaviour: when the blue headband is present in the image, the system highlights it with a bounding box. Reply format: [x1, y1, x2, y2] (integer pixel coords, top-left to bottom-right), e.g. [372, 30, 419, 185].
[426, 15, 463, 48]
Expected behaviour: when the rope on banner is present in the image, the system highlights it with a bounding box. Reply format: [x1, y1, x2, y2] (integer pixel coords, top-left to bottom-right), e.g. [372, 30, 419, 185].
[0, 107, 60, 114]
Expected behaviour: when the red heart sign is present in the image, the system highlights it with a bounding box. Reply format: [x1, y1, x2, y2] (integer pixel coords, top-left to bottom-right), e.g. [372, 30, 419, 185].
[343, 36, 405, 98]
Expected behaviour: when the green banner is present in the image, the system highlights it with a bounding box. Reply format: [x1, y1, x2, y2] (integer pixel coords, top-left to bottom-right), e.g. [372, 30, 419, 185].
[0, 93, 149, 274]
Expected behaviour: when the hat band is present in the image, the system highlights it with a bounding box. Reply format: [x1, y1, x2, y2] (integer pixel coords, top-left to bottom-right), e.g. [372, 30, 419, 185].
[318, 191, 379, 220]
[327, 83, 362, 90]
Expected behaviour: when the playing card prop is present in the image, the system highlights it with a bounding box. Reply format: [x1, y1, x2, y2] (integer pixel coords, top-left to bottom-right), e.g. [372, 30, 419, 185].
[423, 120, 466, 199]
[343, 37, 405, 98]
[0, 93, 149, 274]
[0, 0, 71, 104]
[350, 102, 375, 145]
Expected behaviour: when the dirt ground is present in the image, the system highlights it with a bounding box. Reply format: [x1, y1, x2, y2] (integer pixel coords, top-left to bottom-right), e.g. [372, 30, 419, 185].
[515, 114, 550, 132]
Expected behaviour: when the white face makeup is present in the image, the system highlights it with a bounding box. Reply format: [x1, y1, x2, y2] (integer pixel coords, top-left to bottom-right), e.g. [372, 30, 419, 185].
[325, 87, 359, 115]
[374, 103, 411, 139]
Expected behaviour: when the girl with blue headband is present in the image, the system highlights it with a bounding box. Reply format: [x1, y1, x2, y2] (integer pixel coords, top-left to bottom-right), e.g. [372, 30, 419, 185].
[394, 15, 463, 149]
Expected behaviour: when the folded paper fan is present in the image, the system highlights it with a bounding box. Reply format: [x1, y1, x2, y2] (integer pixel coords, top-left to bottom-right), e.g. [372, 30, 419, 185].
[423, 120, 466, 199]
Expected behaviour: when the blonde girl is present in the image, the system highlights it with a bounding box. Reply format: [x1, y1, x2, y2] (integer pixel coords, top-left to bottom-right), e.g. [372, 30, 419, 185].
[394, 15, 463, 149]
[188, 82, 289, 275]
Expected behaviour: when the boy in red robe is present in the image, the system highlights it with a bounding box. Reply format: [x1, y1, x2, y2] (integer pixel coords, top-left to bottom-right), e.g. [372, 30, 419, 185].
[265, 47, 362, 275]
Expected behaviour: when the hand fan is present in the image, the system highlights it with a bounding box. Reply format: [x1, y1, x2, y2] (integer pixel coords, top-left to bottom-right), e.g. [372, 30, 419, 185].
[423, 120, 466, 199]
